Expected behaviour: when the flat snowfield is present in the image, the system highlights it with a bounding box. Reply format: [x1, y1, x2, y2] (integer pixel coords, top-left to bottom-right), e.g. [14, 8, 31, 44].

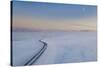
[12, 31, 97, 66]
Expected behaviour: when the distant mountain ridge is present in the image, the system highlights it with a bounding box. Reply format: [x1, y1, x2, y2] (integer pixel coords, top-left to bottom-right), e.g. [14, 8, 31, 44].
[12, 28, 96, 32]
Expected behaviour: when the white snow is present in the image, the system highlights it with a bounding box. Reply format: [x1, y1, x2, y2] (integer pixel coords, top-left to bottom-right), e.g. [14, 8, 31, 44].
[12, 31, 97, 66]
[12, 32, 44, 66]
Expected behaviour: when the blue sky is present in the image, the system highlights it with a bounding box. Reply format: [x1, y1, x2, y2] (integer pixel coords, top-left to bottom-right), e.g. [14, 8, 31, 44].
[13, 1, 97, 20]
[12, 1, 97, 31]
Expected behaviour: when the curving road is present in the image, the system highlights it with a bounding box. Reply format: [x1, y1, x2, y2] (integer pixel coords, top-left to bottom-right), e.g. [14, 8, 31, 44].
[24, 40, 47, 66]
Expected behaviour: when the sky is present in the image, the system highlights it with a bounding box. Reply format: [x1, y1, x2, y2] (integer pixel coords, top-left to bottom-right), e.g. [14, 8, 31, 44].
[12, 1, 97, 31]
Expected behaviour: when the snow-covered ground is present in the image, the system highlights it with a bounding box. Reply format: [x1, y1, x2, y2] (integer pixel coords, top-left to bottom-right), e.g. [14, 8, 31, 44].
[12, 31, 97, 66]
[12, 32, 44, 66]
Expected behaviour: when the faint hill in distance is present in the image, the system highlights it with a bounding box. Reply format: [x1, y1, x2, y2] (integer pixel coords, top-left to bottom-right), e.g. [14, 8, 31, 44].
[12, 28, 96, 32]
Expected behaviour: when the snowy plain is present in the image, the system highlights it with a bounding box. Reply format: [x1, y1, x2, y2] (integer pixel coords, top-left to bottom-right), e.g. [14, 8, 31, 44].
[12, 31, 97, 66]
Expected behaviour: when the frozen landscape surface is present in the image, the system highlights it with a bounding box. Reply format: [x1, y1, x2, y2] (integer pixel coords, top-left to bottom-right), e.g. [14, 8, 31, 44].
[12, 31, 97, 66]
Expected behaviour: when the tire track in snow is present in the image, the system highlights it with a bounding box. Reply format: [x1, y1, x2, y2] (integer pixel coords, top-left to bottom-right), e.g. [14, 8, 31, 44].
[24, 40, 47, 65]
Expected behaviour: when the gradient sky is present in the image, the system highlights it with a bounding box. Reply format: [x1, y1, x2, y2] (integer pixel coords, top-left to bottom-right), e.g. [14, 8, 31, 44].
[12, 1, 97, 31]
